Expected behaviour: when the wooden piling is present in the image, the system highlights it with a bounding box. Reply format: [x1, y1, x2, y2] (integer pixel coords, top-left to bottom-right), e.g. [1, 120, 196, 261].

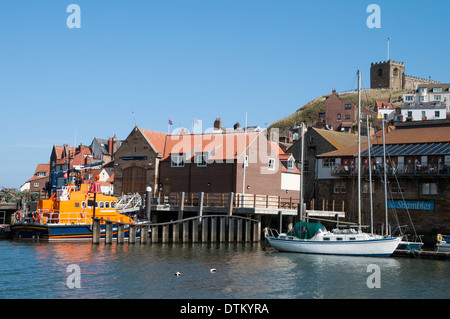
[129, 224, 136, 244]
[151, 225, 159, 243]
[219, 217, 226, 242]
[117, 223, 125, 244]
[210, 217, 217, 243]
[236, 218, 242, 242]
[202, 218, 208, 242]
[227, 192, 234, 216]
[140, 225, 148, 244]
[178, 192, 185, 220]
[173, 223, 179, 242]
[198, 192, 204, 219]
[228, 217, 234, 242]
[192, 219, 199, 242]
[105, 221, 113, 244]
[245, 220, 251, 242]
[92, 218, 100, 244]
[162, 225, 169, 243]
[183, 221, 189, 242]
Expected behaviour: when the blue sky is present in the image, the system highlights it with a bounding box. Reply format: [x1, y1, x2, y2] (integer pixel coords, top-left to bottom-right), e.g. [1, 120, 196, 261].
[1, 0, 449, 188]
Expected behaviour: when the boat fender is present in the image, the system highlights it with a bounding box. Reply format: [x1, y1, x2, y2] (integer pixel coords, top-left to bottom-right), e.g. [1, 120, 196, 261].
[15, 211, 22, 222]
[437, 234, 443, 242]
[32, 212, 40, 223]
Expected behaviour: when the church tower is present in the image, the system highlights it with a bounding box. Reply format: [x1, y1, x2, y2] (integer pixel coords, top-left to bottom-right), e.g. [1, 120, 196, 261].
[370, 60, 405, 89]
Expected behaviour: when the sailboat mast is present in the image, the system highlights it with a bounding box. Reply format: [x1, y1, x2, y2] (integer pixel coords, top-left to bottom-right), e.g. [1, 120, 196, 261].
[357, 71, 362, 232]
[366, 116, 374, 236]
[299, 122, 305, 222]
[382, 119, 389, 236]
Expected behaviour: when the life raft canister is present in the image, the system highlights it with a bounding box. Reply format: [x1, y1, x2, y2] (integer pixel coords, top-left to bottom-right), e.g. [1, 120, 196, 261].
[32, 212, 40, 223]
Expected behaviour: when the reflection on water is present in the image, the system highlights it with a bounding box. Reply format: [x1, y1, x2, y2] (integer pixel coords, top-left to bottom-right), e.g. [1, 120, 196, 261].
[0, 240, 449, 299]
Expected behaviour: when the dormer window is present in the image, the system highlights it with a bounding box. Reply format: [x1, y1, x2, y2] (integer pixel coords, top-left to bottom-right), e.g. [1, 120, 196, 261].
[287, 158, 295, 171]
[171, 154, 185, 167]
[433, 87, 442, 93]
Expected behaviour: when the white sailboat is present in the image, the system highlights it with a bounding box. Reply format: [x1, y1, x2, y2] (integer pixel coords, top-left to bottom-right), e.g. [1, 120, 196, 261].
[265, 70, 401, 257]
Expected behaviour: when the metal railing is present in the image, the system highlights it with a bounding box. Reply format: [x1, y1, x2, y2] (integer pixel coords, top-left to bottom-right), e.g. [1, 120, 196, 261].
[13, 209, 92, 225]
[332, 162, 450, 177]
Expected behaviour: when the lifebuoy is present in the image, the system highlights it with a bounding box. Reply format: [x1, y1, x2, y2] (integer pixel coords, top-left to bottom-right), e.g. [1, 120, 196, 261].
[32, 212, 40, 223]
[15, 211, 22, 222]
[437, 234, 443, 242]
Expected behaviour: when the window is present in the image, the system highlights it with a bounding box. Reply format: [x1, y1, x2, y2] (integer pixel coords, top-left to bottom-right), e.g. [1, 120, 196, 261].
[75, 202, 80, 208]
[37, 172, 46, 177]
[111, 201, 116, 209]
[435, 111, 440, 118]
[418, 87, 427, 93]
[337, 114, 341, 120]
[323, 158, 336, 167]
[405, 95, 414, 101]
[171, 154, 185, 167]
[81, 201, 86, 209]
[422, 183, 437, 195]
[377, 68, 383, 76]
[422, 111, 426, 118]
[345, 104, 352, 109]
[287, 158, 294, 171]
[33, 182, 39, 188]
[433, 87, 442, 92]
[345, 115, 350, 119]
[419, 96, 425, 102]
[99, 202, 104, 209]
[362, 181, 375, 194]
[197, 154, 207, 167]
[390, 183, 403, 194]
[334, 182, 346, 194]
[105, 201, 110, 209]
[268, 158, 275, 170]
[434, 95, 441, 101]
[303, 160, 309, 173]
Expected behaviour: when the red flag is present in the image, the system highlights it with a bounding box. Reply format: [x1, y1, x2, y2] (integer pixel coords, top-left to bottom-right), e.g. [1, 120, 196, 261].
[169, 120, 173, 125]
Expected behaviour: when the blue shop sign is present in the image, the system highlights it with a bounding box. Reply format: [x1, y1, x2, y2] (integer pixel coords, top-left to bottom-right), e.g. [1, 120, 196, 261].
[387, 200, 434, 211]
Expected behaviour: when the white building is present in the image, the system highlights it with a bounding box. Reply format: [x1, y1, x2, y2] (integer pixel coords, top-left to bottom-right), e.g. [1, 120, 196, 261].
[403, 83, 450, 103]
[401, 102, 447, 121]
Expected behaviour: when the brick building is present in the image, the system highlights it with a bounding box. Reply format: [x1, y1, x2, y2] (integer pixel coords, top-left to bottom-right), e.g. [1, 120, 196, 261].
[113, 126, 168, 197]
[324, 89, 357, 132]
[315, 120, 450, 243]
[287, 127, 358, 202]
[113, 125, 300, 200]
[21, 163, 50, 195]
[159, 130, 300, 198]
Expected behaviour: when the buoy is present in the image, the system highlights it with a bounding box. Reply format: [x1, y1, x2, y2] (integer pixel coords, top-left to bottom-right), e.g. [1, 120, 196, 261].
[210, 268, 217, 273]
[175, 272, 181, 276]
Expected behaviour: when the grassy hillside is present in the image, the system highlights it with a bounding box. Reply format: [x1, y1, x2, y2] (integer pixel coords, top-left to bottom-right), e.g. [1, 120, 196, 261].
[269, 89, 408, 130]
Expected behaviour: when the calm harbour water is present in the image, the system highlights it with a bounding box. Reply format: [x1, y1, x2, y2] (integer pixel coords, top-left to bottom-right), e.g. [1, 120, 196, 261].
[0, 240, 449, 300]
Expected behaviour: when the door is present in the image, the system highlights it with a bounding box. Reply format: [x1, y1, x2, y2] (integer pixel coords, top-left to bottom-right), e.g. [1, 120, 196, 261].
[122, 166, 147, 195]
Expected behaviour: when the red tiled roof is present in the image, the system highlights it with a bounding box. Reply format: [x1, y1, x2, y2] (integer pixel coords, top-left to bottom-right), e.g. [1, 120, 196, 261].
[141, 129, 169, 154]
[162, 131, 261, 161]
[375, 101, 394, 111]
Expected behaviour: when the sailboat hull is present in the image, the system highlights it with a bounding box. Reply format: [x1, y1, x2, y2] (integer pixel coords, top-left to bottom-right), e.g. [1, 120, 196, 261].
[267, 236, 402, 257]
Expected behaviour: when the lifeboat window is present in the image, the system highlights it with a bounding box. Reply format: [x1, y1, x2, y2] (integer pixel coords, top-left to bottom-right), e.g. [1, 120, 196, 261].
[75, 202, 80, 208]
[336, 237, 343, 241]
[99, 202, 104, 209]
[350, 237, 356, 240]
[105, 201, 110, 209]
[111, 201, 116, 208]
[95, 202, 98, 208]
[323, 237, 330, 241]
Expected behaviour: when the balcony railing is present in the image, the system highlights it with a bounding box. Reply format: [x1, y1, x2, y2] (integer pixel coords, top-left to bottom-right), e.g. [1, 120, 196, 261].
[332, 162, 450, 177]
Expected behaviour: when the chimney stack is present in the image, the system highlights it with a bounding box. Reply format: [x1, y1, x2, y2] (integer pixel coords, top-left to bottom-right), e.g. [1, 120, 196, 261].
[214, 118, 222, 130]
